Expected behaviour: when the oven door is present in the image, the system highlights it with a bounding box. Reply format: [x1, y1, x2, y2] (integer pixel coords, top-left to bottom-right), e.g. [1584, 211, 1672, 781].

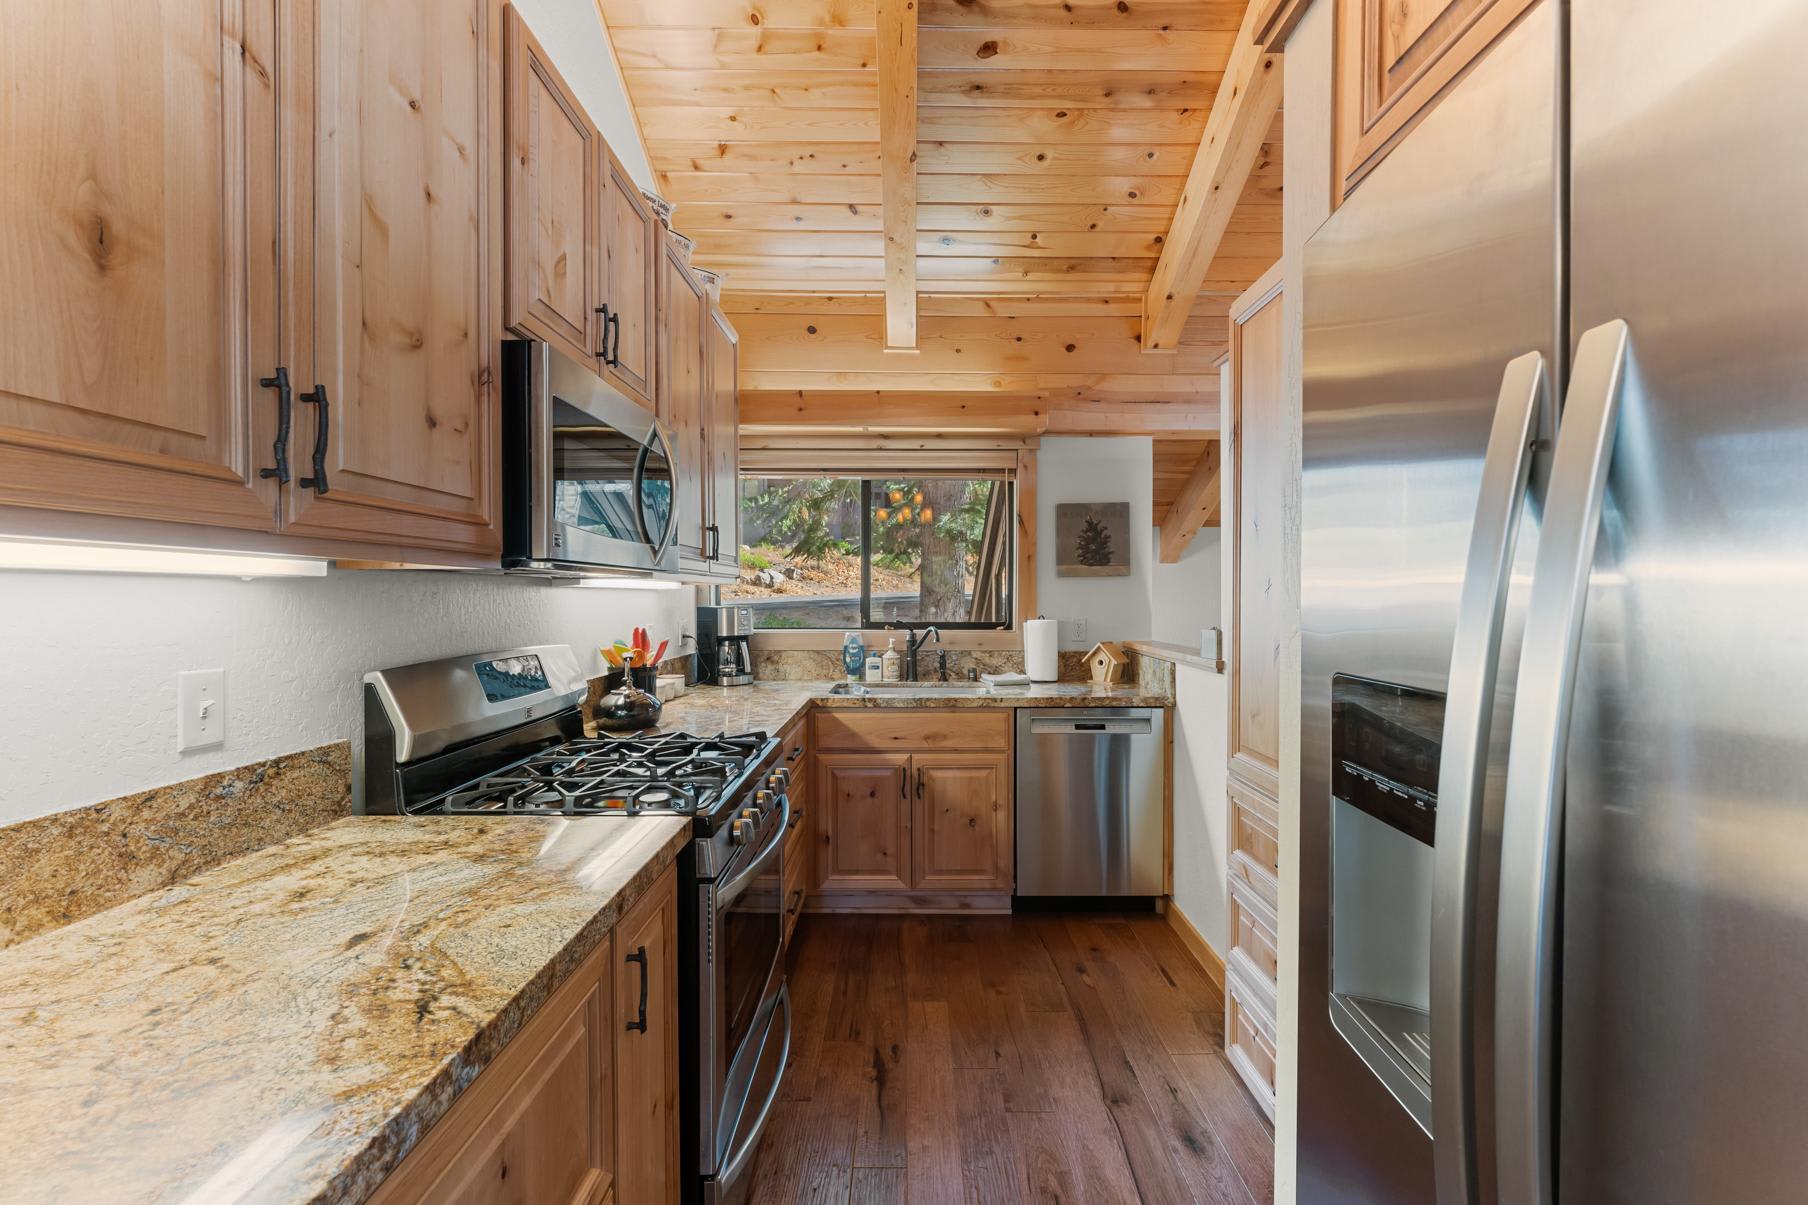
[700, 796, 789, 1185]
[507, 339, 679, 573]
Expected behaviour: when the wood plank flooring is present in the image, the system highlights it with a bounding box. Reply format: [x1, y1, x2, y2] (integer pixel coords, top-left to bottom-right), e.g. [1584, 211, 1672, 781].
[747, 913, 1275, 1204]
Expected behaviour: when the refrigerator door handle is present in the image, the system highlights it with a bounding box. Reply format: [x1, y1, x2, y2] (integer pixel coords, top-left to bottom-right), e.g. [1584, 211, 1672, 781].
[1495, 319, 1631, 1205]
[1431, 350, 1548, 1205]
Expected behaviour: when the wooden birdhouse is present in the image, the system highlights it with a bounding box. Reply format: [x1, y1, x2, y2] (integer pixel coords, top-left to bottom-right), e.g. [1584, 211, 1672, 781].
[1086, 642, 1130, 685]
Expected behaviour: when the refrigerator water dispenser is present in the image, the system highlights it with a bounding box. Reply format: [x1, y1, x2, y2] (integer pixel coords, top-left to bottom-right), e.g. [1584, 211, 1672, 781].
[1328, 674, 1444, 1134]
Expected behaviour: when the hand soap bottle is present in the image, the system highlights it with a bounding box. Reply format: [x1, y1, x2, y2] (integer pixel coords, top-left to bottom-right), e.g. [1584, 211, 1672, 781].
[864, 648, 884, 683]
[881, 638, 903, 683]
[841, 631, 867, 680]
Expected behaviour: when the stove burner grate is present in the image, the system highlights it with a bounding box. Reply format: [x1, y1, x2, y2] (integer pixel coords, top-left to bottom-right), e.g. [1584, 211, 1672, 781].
[435, 729, 771, 818]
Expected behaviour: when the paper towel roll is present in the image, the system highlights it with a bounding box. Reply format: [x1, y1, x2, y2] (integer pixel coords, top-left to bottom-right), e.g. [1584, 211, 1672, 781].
[1024, 617, 1059, 682]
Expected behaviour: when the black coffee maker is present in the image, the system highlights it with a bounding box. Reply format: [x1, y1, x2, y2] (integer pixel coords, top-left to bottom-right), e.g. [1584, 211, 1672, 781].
[697, 604, 754, 686]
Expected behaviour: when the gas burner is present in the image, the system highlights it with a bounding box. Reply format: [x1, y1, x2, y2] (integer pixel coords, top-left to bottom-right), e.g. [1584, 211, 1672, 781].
[434, 729, 772, 820]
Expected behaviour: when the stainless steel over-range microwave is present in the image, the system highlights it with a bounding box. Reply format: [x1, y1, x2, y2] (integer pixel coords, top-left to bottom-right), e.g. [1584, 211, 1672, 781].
[501, 338, 680, 576]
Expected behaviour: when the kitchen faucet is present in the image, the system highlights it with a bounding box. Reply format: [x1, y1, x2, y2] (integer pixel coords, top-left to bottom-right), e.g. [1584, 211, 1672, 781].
[889, 623, 942, 681]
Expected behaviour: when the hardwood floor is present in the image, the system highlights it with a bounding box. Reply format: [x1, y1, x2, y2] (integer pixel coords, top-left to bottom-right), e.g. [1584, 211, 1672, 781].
[747, 913, 1275, 1204]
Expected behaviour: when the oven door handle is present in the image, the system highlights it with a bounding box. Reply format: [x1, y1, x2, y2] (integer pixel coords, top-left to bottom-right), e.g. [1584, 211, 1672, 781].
[715, 985, 792, 1191]
[717, 792, 791, 907]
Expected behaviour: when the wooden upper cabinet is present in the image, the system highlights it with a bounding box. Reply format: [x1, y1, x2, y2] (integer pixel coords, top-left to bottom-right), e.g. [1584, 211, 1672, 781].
[503, 4, 601, 369]
[287, 0, 502, 557]
[612, 863, 678, 1205]
[816, 754, 913, 893]
[1336, 0, 1541, 195]
[0, 0, 281, 533]
[912, 754, 1012, 892]
[600, 153, 656, 407]
[656, 235, 709, 566]
[703, 306, 739, 571]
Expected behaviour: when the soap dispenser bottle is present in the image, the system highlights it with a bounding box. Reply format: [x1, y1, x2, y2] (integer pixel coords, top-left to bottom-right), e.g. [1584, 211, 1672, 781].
[881, 638, 902, 683]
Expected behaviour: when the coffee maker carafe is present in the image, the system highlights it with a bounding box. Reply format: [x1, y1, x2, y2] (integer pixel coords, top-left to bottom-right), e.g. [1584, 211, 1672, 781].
[698, 605, 755, 686]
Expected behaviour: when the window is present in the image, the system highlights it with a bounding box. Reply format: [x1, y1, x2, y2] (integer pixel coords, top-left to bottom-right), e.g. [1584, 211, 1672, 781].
[723, 475, 1014, 631]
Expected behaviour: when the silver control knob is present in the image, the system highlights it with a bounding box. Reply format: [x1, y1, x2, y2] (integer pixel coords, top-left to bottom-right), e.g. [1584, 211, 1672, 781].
[731, 818, 754, 845]
[739, 807, 759, 821]
[755, 789, 774, 809]
[769, 769, 790, 792]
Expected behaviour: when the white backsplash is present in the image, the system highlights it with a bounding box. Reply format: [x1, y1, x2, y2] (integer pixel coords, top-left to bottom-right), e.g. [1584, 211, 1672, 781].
[0, 569, 692, 826]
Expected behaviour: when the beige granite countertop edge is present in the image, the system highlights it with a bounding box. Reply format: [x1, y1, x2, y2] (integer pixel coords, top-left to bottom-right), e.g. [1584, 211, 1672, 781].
[322, 818, 691, 1204]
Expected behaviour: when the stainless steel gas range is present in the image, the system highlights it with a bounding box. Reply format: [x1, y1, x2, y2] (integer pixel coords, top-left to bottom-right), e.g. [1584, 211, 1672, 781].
[356, 644, 791, 1205]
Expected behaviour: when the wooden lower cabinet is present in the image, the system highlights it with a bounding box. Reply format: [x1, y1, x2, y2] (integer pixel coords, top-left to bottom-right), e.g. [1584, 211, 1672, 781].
[373, 864, 679, 1205]
[812, 712, 1015, 903]
[612, 862, 679, 1205]
[369, 941, 614, 1205]
[816, 753, 913, 893]
[912, 753, 1012, 892]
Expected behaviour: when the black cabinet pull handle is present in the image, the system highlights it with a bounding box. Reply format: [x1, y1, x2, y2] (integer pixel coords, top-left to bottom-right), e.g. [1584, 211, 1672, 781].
[787, 744, 804, 764]
[258, 367, 292, 484]
[595, 303, 612, 361]
[917, 767, 924, 800]
[899, 766, 907, 796]
[624, 945, 649, 1033]
[607, 310, 623, 366]
[785, 889, 803, 917]
[298, 384, 330, 495]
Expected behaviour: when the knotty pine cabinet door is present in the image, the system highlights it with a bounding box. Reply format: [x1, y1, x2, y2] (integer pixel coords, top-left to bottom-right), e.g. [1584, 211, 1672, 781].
[1335, 0, 1540, 195]
[702, 305, 739, 574]
[600, 152, 656, 408]
[285, 0, 503, 558]
[503, 4, 601, 370]
[816, 754, 913, 893]
[612, 863, 679, 1205]
[912, 753, 1012, 892]
[655, 236, 709, 566]
[0, 0, 283, 534]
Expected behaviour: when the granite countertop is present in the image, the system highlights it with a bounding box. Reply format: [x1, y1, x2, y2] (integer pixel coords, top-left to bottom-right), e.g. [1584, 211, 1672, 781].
[0, 813, 689, 1205]
[640, 679, 1172, 739]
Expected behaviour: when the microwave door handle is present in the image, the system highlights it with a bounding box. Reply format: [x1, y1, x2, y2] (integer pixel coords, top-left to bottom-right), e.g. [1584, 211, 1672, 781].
[1496, 319, 1630, 1205]
[644, 422, 678, 560]
[631, 438, 655, 550]
[1431, 351, 1548, 1205]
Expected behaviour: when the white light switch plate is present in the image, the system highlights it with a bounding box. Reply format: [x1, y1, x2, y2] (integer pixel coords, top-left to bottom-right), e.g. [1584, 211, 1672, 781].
[177, 669, 225, 751]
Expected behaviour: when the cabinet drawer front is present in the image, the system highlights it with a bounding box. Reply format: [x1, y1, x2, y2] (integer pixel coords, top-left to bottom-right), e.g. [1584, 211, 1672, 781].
[781, 819, 809, 946]
[1230, 778, 1281, 875]
[1229, 849, 1278, 912]
[1226, 962, 1279, 1119]
[814, 709, 1010, 753]
[1229, 874, 1280, 986]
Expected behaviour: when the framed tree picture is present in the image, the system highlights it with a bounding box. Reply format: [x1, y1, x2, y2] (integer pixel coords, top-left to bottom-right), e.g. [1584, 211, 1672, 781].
[1055, 502, 1132, 577]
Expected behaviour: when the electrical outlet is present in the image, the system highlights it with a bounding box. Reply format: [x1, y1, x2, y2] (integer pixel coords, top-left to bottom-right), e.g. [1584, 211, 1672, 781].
[177, 669, 225, 752]
[1066, 618, 1088, 647]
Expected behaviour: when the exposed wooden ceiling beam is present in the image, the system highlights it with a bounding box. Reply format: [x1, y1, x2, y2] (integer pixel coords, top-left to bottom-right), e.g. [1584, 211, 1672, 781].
[1140, 0, 1283, 352]
[1159, 441, 1222, 561]
[878, 0, 918, 349]
[1251, 0, 1312, 48]
[741, 390, 1219, 436]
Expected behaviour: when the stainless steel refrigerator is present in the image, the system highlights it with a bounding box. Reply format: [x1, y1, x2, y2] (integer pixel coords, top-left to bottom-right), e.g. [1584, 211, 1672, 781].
[1299, 0, 1808, 1202]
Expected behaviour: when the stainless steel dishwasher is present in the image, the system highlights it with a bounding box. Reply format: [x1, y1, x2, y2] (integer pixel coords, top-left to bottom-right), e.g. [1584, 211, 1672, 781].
[1015, 707, 1167, 897]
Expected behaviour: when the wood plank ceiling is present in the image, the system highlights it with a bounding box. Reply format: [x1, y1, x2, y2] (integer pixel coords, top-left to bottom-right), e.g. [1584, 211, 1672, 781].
[599, 0, 1281, 516]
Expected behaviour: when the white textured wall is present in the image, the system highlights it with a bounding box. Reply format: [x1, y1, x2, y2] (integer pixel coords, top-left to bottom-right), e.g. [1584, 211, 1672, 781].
[1169, 663, 1230, 950]
[1035, 437, 1220, 648]
[508, 0, 655, 192]
[0, 570, 692, 826]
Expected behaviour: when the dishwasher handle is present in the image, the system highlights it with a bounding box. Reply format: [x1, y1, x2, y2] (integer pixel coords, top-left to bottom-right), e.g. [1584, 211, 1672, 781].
[1027, 717, 1153, 736]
